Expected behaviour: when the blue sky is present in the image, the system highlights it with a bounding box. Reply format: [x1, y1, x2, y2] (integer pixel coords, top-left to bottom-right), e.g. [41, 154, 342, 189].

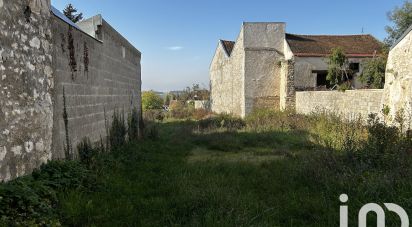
[52, 0, 405, 92]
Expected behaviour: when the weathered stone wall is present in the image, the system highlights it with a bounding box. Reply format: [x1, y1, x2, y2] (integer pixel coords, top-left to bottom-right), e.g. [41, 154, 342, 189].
[382, 27, 412, 129]
[244, 23, 285, 115]
[0, 2, 141, 181]
[296, 90, 384, 119]
[210, 29, 245, 117]
[210, 22, 288, 117]
[51, 16, 142, 159]
[0, 0, 54, 181]
[280, 60, 295, 110]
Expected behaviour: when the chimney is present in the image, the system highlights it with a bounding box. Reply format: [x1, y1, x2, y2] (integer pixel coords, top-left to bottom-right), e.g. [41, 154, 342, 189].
[242, 22, 285, 53]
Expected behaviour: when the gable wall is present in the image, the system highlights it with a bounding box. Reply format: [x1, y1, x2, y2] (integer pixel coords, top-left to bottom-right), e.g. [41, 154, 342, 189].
[210, 30, 245, 117]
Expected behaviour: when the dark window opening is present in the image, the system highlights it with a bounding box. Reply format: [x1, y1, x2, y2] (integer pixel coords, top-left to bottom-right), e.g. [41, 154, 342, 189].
[314, 70, 330, 88]
[349, 63, 360, 73]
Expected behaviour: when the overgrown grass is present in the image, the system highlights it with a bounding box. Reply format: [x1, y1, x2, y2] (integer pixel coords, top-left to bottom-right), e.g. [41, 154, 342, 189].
[1, 110, 412, 226]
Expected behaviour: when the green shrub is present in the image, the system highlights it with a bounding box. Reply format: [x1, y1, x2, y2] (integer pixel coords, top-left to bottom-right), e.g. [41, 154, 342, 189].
[78, 137, 99, 169]
[245, 109, 309, 132]
[109, 110, 127, 150]
[192, 108, 211, 120]
[142, 91, 164, 111]
[198, 113, 245, 132]
[168, 101, 194, 119]
[144, 122, 160, 140]
[128, 107, 140, 141]
[143, 109, 165, 122]
[0, 161, 95, 226]
[308, 112, 366, 152]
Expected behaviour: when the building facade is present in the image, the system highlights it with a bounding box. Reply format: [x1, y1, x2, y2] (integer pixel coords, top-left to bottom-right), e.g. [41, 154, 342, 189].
[210, 22, 382, 117]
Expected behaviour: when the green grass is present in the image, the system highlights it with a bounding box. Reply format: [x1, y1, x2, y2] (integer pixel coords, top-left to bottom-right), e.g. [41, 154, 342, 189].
[52, 121, 412, 226]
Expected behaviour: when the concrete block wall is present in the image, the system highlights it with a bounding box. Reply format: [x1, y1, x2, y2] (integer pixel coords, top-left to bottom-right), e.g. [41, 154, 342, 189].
[0, 0, 54, 181]
[51, 17, 142, 159]
[296, 90, 384, 120]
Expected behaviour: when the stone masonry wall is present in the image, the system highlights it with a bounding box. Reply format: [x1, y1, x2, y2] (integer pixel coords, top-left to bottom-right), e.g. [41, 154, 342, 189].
[210, 30, 245, 117]
[51, 17, 142, 159]
[296, 90, 384, 119]
[243, 23, 285, 115]
[382, 27, 412, 129]
[280, 59, 295, 110]
[0, 0, 54, 181]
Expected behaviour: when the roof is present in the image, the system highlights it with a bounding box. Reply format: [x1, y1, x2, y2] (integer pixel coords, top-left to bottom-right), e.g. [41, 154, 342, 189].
[220, 40, 235, 56]
[285, 34, 382, 57]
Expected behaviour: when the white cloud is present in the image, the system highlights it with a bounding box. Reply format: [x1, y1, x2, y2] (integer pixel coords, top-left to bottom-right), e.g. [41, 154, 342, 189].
[167, 46, 183, 51]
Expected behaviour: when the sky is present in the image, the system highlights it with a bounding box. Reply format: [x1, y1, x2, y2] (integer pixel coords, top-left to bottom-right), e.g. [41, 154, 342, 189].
[52, 0, 405, 92]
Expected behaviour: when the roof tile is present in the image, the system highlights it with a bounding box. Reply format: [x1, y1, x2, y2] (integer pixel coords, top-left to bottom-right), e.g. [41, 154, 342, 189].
[286, 34, 382, 57]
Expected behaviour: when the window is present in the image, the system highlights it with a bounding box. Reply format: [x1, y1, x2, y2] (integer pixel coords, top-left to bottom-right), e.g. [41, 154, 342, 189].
[314, 70, 329, 87]
[349, 63, 360, 73]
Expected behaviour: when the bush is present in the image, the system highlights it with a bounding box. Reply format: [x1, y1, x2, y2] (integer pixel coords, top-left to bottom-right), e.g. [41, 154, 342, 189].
[142, 91, 164, 111]
[0, 161, 95, 226]
[144, 122, 160, 140]
[168, 101, 193, 119]
[192, 108, 212, 120]
[143, 109, 165, 122]
[128, 107, 140, 141]
[109, 110, 127, 150]
[308, 112, 366, 152]
[245, 109, 310, 132]
[78, 137, 99, 169]
[198, 113, 245, 132]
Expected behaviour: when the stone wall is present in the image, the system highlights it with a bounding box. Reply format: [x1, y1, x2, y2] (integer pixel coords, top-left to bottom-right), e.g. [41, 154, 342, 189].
[210, 23, 286, 117]
[296, 90, 384, 119]
[0, 0, 54, 181]
[210, 29, 245, 117]
[243, 23, 285, 115]
[0, 1, 141, 181]
[280, 60, 295, 110]
[51, 15, 142, 159]
[382, 26, 412, 129]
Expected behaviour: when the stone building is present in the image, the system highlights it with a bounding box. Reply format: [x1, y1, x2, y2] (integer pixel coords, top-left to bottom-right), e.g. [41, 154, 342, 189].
[0, 0, 142, 181]
[210, 22, 382, 117]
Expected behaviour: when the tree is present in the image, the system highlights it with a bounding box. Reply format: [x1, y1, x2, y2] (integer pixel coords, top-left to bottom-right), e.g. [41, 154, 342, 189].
[326, 47, 353, 89]
[142, 91, 164, 111]
[63, 4, 83, 23]
[384, 1, 412, 46]
[359, 54, 387, 89]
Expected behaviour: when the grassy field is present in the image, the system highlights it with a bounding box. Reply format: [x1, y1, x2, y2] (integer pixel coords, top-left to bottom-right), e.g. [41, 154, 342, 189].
[1, 112, 411, 226]
[55, 118, 412, 226]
